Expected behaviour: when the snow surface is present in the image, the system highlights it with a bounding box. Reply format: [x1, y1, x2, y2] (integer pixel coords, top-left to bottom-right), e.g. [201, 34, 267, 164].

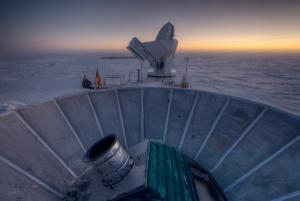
[0, 52, 299, 116]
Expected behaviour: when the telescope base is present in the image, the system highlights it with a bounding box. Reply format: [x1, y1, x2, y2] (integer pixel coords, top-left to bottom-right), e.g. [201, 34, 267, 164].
[147, 69, 176, 77]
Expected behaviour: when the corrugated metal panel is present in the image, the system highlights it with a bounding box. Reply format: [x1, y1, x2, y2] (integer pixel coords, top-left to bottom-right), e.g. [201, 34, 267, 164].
[147, 142, 199, 201]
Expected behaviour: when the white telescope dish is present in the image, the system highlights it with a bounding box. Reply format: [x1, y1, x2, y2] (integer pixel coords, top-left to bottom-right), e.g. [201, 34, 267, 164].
[127, 22, 178, 77]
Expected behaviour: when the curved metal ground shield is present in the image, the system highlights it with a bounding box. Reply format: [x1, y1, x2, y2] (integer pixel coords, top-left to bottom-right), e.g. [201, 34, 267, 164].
[1, 87, 300, 201]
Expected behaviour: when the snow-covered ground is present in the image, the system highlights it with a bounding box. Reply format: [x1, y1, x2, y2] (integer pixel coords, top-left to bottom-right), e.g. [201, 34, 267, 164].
[1, 52, 300, 116]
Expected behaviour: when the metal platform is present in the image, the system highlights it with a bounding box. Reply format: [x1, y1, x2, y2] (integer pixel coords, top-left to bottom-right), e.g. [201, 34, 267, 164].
[147, 69, 176, 77]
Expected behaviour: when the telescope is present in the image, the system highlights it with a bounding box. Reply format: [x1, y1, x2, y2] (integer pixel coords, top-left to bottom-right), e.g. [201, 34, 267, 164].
[127, 22, 178, 77]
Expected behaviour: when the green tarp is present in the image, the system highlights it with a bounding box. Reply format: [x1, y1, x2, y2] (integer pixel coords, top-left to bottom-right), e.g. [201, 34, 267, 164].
[147, 142, 199, 201]
[112, 142, 199, 201]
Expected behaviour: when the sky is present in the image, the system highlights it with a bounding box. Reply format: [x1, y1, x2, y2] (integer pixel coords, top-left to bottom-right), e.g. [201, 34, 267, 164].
[1, 0, 300, 55]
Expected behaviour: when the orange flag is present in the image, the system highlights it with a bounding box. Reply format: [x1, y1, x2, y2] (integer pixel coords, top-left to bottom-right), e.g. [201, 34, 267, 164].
[95, 69, 103, 89]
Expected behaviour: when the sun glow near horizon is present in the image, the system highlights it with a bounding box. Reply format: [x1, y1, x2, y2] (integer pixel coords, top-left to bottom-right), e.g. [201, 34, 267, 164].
[179, 36, 300, 52]
[36, 35, 300, 53]
[32, 26, 300, 53]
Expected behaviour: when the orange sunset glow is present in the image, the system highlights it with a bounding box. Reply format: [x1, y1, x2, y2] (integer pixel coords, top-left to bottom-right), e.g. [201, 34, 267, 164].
[180, 36, 300, 52]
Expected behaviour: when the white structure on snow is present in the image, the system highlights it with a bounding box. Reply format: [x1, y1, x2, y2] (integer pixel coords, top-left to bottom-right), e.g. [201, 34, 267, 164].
[127, 22, 178, 77]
